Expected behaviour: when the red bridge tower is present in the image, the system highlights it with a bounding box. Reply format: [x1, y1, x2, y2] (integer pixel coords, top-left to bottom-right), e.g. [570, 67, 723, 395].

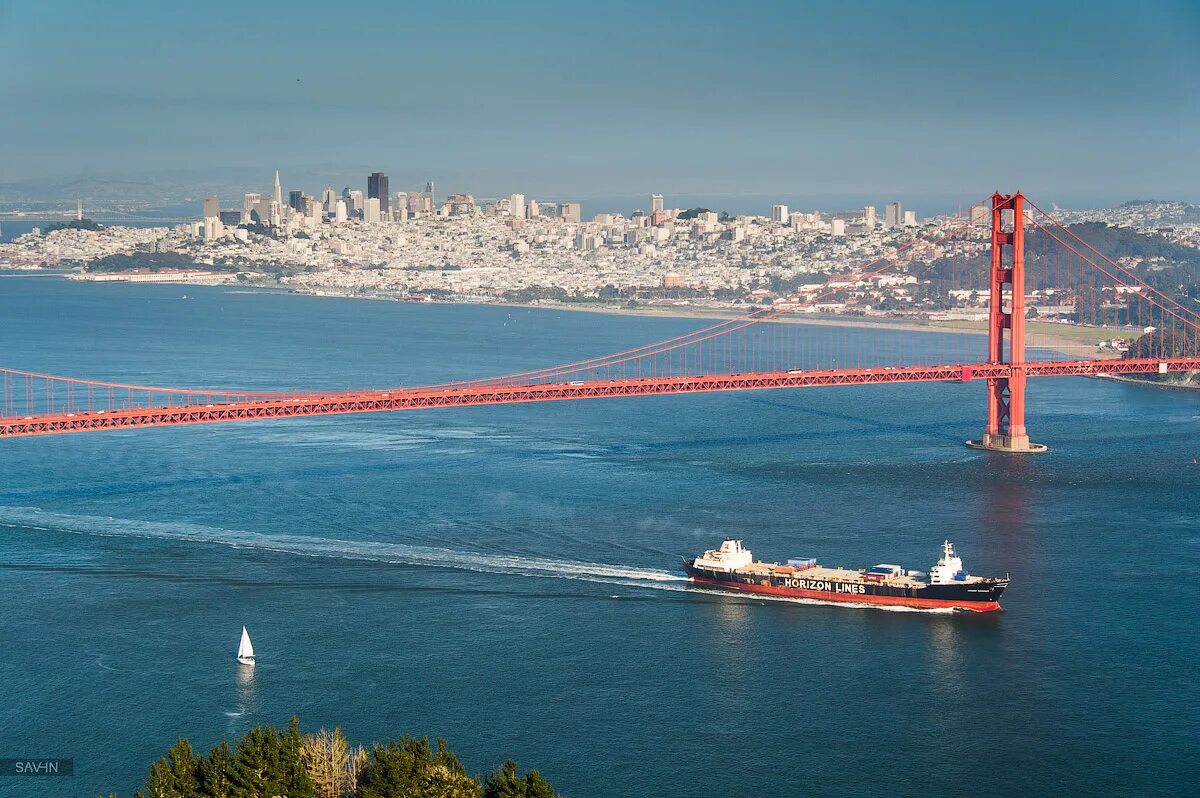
[968, 192, 1048, 453]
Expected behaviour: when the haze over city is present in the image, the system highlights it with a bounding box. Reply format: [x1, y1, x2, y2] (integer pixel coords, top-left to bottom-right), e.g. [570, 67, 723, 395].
[2, 0, 1199, 211]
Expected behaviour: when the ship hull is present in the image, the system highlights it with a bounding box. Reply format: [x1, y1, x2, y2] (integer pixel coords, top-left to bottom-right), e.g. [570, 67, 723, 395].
[685, 561, 1005, 612]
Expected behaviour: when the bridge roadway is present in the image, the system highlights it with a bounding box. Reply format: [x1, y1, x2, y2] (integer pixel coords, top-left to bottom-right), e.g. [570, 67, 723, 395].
[2, 357, 1198, 438]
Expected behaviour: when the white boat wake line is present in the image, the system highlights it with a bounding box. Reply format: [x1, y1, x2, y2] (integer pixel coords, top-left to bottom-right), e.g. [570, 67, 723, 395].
[0, 506, 688, 585]
[0, 507, 959, 613]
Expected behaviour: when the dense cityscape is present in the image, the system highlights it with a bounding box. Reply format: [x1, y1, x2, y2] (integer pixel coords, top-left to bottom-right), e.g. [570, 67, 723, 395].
[4, 172, 1199, 340]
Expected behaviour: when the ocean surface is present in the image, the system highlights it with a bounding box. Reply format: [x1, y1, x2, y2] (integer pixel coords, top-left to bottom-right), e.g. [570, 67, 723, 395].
[0, 275, 1197, 797]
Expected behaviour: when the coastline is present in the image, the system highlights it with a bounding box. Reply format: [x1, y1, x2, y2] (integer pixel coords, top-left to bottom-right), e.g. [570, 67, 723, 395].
[1095, 373, 1200, 391]
[284, 289, 1111, 357]
[1, 268, 1115, 360]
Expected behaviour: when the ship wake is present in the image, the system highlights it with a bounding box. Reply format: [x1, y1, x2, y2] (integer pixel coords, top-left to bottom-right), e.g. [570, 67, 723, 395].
[0, 506, 688, 586]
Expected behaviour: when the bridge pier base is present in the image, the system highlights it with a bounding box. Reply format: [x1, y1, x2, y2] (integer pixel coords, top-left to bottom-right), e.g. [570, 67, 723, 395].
[965, 434, 1048, 454]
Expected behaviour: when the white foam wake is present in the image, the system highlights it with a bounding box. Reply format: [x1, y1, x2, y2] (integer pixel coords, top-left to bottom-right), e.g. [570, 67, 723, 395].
[0, 506, 687, 585]
[0, 507, 959, 613]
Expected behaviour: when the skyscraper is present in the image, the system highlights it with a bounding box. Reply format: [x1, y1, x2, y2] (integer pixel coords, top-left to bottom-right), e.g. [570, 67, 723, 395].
[771, 204, 789, 224]
[885, 202, 902, 228]
[343, 188, 364, 215]
[651, 194, 664, 214]
[364, 197, 381, 223]
[368, 172, 390, 211]
[273, 170, 282, 206]
[203, 195, 220, 219]
[863, 205, 877, 228]
[557, 202, 581, 223]
[510, 193, 525, 219]
[322, 187, 337, 213]
[288, 190, 303, 212]
[425, 181, 435, 204]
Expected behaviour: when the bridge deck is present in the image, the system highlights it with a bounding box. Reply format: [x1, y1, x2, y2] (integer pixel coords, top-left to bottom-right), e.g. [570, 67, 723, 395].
[3, 358, 1197, 438]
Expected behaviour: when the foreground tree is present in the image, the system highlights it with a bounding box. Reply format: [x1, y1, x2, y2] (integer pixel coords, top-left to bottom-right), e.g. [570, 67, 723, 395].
[301, 727, 364, 798]
[123, 721, 558, 798]
[482, 761, 557, 798]
[138, 739, 202, 798]
[355, 737, 477, 798]
[197, 740, 234, 798]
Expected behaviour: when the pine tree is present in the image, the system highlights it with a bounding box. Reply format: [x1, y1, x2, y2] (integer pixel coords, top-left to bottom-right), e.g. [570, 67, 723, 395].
[137, 738, 201, 798]
[199, 740, 234, 798]
[283, 717, 316, 798]
[301, 727, 358, 798]
[482, 761, 557, 798]
[229, 725, 288, 798]
[355, 737, 478, 798]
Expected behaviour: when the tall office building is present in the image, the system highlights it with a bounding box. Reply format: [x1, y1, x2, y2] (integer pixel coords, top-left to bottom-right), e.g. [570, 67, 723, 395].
[771, 204, 789, 223]
[343, 188, 364, 216]
[288, 190, 304, 212]
[528, 200, 540, 219]
[863, 205, 877, 228]
[364, 197, 381, 223]
[322, 187, 337, 213]
[557, 202, 582, 223]
[273, 170, 282, 205]
[903, 210, 917, 226]
[885, 202, 902, 228]
[651, 194, 664, 214]
[368, 172, 390, 211]
[334, 199, 348, 223]
[391, 192, 407, 215]
[510, 193, 525, 219]
[425, 181, 435, 204]
[203, 195, 220, 219]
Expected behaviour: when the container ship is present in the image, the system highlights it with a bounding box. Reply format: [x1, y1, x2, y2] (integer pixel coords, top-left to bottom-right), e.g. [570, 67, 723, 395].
[684, 539, 1007, 612]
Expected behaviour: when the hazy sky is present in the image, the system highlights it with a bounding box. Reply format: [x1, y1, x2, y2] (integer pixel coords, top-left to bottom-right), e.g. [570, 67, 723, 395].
[2, 0, 1198, 209]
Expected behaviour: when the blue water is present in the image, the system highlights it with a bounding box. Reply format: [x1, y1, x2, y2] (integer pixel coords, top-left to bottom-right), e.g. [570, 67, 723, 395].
[0, 276, 1197, 797]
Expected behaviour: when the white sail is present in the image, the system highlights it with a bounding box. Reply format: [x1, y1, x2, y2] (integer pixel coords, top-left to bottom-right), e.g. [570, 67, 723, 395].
[237, 626, 255, 661]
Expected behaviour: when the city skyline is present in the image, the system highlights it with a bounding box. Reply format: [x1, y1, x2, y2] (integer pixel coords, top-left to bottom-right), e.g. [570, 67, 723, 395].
[2, 1, 1199, 209]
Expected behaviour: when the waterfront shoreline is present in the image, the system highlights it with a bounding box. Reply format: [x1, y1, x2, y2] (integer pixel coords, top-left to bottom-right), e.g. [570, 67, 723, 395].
[288, 291, 1113, 358]
[1096, 372, 1200, 390]
[0, 268, 1115, 359]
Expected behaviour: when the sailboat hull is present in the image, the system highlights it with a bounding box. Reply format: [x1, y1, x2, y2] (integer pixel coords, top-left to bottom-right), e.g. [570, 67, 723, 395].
[237, 656, 255, 666]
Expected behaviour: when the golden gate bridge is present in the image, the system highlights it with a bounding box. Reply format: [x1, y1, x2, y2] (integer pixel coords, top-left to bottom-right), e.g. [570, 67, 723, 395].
[3, 192, 1199, 450]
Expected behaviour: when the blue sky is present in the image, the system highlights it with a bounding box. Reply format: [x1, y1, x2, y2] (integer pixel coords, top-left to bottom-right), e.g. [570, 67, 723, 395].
[1, 0, 1198, 210]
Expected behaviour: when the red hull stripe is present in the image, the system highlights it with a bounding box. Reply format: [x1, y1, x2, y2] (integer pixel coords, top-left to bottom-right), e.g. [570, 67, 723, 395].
[690, 575, 1001, 612]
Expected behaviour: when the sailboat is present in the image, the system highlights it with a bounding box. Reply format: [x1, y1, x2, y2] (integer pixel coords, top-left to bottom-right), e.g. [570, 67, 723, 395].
[237, 626, 256, 666]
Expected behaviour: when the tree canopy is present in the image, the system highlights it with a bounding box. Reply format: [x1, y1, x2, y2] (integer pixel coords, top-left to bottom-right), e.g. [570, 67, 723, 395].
[118, 718, 560, 798]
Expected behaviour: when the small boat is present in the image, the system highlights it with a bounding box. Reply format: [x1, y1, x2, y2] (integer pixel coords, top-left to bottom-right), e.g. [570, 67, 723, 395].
[237, 626, 256, 666]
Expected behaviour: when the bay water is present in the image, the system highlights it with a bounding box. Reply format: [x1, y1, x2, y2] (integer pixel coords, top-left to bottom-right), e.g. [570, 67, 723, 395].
[0, 276, 1197, 796]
